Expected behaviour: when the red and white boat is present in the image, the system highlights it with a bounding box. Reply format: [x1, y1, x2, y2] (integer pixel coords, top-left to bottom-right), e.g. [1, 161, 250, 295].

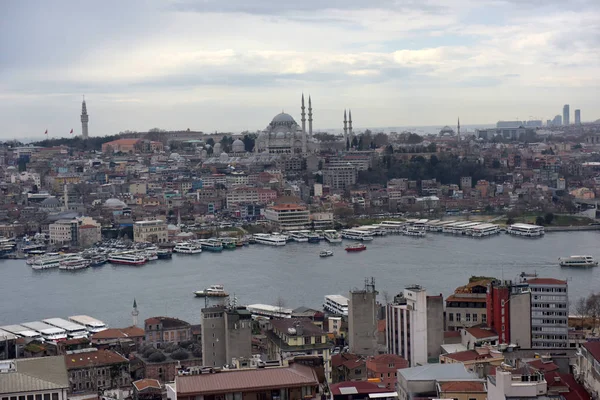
[108, 252, 147, 266]
[345, 243, 367, 252]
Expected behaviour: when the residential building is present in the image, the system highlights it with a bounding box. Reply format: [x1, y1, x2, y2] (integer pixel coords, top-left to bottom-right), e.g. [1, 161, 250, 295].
[64, 349, 130, 394]
[266, 319, 331, 382]
[509, 290, 532, 348]
[201, 306, 252, 368]
[563, 104, 570, 125]
[322, 165, 357, 190]
[264, 203, 310, 230]
[386, 285, 444, 366]
[575, 109, 581, 125]
[445, 279, 490, 331]
[460, 176, 472, 191]
[487, 364, 546, 400]
[166, 363, 320, 400]
[526, 277, 568, 349]
[91, 326, 145, 350]
[129, 182, 148, 195]
[144, 317, 191, 346]
[366, 354, 409, 389]
[436, 381, 487, 400]
[78, 224, 101, 248]
[576, 342, 600, 398]
[101, 139, 142, 154]
[396, 364, 479, 400]
[49, 217, 101, 247]
[133, 349, 202, 383]
[226, 187, 258, 209]
[330, 381, 396, 400]
[310, 212, 334, 229]
[486, 281, 511, 345]
[132, 379, 162, 400]
[133, 220, 168, 244]
[331, 353, 366, 383]
[348, 280, 378, 356]
[0, 357, 69, 400]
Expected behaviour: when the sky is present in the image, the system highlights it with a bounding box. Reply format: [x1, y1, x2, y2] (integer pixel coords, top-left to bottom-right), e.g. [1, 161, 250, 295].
[1, 0, 599, 139]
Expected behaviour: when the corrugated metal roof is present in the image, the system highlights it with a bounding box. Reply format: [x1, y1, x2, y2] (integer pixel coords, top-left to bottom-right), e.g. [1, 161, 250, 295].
[176, 364, 318, 395]
[0, 357, 69, 394]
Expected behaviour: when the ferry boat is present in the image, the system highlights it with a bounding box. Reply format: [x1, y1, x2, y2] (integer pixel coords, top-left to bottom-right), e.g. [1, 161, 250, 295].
[173, 242, 203, 254]
[144, 251, 158, 261]
[246, 303, 293, 319]
[68, 315, 108, 333]
[194, 284, 229, 298]
[506, 223, 545, 237]
[21, 321, 68, 343]
[108, 252, 147, 265]
[199, 239, 224, 252]
[157, 249, 173, 259]
[90, 255, 108, 267]
[402, 227, 426, 237]
[308, 233, 320, 243]
[59, 257, 90, 271]
[559, 255, 598, 267]
[253, 234, 287, 246]
[341, 229, 374, 241]
[319, 250, 334, 257]
[289, 231, 309, 242]
[324, 230, 343, 243]
[31, 256, 63, 270]
[466, 223, 500, 237]
[219, 238, 237, 250]
[345, 243, 367, 252]
[42, 318, 88, 339]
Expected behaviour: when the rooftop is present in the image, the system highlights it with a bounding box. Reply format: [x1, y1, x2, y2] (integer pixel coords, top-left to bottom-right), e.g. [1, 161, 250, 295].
[583, 342, 600, 361]
[145, 316, 191, 328]
[399, 364, 477, 382]
[465, 327, 498, 339]
[446, 295, 487, 303]
[0, 357, 69, 394]
[271, 318, 326, 337]
[176, 364, 318, 395]
[65, 349, 128, 369]
[438, 381, 486, 393]
[527, 359, 559, 373]
[525, 278, 567, 285]
[330, 381, 391, 396]
[133, 378, 161, 392]
[442, 350, 494, 363]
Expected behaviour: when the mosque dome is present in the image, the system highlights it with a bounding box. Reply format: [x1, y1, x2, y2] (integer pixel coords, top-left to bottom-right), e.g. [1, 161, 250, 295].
[276, 131, 286, 139]
[169, 152, 180, 159]
[439, 126, 455, 136]
[232, 139, 245, 153]
[219, 152, 229, 162]
[41, 197, 61, 208]
[271, 112, 296, 124]
[104, 198, 127, 208]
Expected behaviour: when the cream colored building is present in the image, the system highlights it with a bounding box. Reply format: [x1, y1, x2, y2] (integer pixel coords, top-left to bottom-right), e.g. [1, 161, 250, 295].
[129, 182, 147, 195]
[49, 217, 101, 247]
[133, 220, 168, 243]
[264, 204, 310, 230]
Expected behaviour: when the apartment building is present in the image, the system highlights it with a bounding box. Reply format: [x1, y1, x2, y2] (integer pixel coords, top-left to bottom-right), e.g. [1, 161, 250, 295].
[201, 306, 252, 368]
[445, 280, 489, 331]
[264, 203, 310, 230]
[526, 278, 568, 349]
[322, 165, 357, 190]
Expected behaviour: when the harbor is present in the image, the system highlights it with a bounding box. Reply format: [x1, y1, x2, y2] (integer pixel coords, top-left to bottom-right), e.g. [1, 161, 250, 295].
[1, 230, 600, 328]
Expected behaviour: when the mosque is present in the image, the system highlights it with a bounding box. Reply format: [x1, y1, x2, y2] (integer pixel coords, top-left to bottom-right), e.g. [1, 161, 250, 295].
[254, 94, 313, 155]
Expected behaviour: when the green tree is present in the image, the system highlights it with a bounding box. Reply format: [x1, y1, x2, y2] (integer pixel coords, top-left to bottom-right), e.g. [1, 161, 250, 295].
[544, 212, 554, 225]
[535, 216, 545, 226]
[206, 138, 215, 147]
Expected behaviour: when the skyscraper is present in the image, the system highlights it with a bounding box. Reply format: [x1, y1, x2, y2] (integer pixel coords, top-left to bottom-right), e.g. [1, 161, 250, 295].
[563, 104, 570, 125]
[575, 109, 581, 125]
[81, 97, 89, 139]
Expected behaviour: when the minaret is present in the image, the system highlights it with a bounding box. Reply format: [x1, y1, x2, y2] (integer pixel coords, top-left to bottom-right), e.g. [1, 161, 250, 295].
[348, 109, 353, 139]
[131, 298, 139, 327]
[301, 94, 306, 134]
[343, 109, 348, 142]
[457, 117, 461, 142]
[308, 95, 313, 137]
[80, 96, 89, 139]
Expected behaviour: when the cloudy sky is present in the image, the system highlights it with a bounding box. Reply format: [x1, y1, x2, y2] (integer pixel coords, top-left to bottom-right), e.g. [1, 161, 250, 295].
[1, 0, 599, 138]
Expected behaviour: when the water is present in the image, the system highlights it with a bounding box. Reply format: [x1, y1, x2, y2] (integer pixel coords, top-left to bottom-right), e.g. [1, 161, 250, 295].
[1, 231, 600, 328]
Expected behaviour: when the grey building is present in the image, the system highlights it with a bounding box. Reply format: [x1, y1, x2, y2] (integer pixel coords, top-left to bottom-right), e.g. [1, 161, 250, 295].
[509, 290, 532, 348]
[201, 306, 252, 367]
[575, 109, 581, 125]
[563, 104, 570, 125]
[525, 277, 568, 349]
[348, 279, 378, 356]
[322, 164, 357, 190]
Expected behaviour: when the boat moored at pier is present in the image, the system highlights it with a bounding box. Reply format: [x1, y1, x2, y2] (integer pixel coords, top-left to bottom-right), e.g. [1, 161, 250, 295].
[507, 223, 545, 237]
[253, 234, 287, 246]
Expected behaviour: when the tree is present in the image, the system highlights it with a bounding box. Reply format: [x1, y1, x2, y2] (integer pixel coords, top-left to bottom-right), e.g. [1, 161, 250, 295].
[535, 216, 545, 226]
[544, 213, 554, 225]
[587, 293, 600, 333]
[373, 132, 389, 147]
[242, 134, 255, 152]
[206, 138, 215, 147]
[575, 297, 589, 330]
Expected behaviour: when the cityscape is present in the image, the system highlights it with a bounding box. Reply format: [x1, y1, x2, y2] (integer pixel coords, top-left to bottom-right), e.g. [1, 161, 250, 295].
[2, 1, 600, 400]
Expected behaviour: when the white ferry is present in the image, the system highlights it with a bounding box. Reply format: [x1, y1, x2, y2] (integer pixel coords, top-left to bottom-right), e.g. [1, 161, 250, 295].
[324, 295, 349, 316]
[324, 230, 343, 243]
[246, 303, 293, 319]
[507, 223, 545, 237]
[288, 231, 309, 242]
[173, 242, 203, 254]
[559, 255, 598, 268]
[466, 223, 500, 237]
[31, 253, 81, 270]
[108, 252, 147, 265]
[430, 220, 456, 232]
[253, 234, 287, 246]
[341, 229, 374, 241]
[21, 321, 68, 342]
[449, 222, 483, 235]
[59, 257, 90, 270]
[402, 226, 426, 237]
[0, 325, 44, 342]
[379, 221, 405, 234]
[42, 318, 88, 339]
[68, 315, 108, 333]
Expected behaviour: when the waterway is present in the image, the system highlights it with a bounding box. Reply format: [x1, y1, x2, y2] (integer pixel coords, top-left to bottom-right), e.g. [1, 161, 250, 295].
[1, 231, 600, 328]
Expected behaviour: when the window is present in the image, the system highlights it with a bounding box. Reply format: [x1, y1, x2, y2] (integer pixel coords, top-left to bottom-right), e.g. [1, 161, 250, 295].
[28, 396, 34, 400]
[466, 313, 471, 322]
[315, 336, 322, 344]
[448, 313, 454, 322]
[354, 369, 362, 374]
[36, 395, 42, 400]
[473, 314, 478, 322]
[44, 395, 50, 400]
[482, 314, 487, 323]
[456, 313, 461, 322]
[304, 336, 311, 344]
[19, 396, 25, 400]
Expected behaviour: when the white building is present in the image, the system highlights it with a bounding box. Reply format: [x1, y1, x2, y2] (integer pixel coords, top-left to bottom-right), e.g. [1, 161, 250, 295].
[49, 217, 100, 247]
[264, 204, 310, 230]
[525, 277, 569, 348]
[576, 342, 600, 398]
[133, 220, 168, 243]
[226, 187, 259, 209]
[487, 365, 547, 400]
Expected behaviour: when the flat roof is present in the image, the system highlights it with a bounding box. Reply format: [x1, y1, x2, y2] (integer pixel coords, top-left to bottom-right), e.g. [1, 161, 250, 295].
[21, 321, 66, 334]
[511, 223, 543, 228]
[246, 304, 293, 314]
[43, 318, 87, 331]
[68, 315, 106, 326]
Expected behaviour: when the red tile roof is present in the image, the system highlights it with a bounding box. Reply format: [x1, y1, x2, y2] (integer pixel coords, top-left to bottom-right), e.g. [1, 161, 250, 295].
[65, 349, 128, 369]
[527, 359, 559, 372]
[583, 342, 600, 362]
[446, 295, 487, 303]
[176, 364, 318, 395]
[442, 350, 492, 362]
[544, 372, 591, 400]
[444, 331, 461, 338]
[466, 327, 498, 339]
[525, 278, 567, 285]
[332, 353, 365, 370]
[133, 379, 161, 391]
[330, 381, 391, 395]
[438, 381, 486, 393]
[366, 354, 408, 373]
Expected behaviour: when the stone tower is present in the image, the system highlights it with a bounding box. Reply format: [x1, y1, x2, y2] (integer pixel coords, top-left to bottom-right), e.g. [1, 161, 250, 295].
[308, 95, 313, 137]
[80, 96, 89, 139]
[132, 298, 139, 327]
[343, 109, 348, 142]
[301, 93, 306, 134]
[348, 109, 353, 139]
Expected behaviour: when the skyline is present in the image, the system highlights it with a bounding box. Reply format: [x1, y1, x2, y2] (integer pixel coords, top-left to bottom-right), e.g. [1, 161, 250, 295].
[1, 0, 599, 138]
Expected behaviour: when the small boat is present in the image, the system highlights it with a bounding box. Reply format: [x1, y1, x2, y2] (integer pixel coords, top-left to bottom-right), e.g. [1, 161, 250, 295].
[319, 250, 334, 257]
[194, 284, 229, 298]
[157, 249, 173, 259]
[559, 255, 598, 267]
[345, 243, 367, 252]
